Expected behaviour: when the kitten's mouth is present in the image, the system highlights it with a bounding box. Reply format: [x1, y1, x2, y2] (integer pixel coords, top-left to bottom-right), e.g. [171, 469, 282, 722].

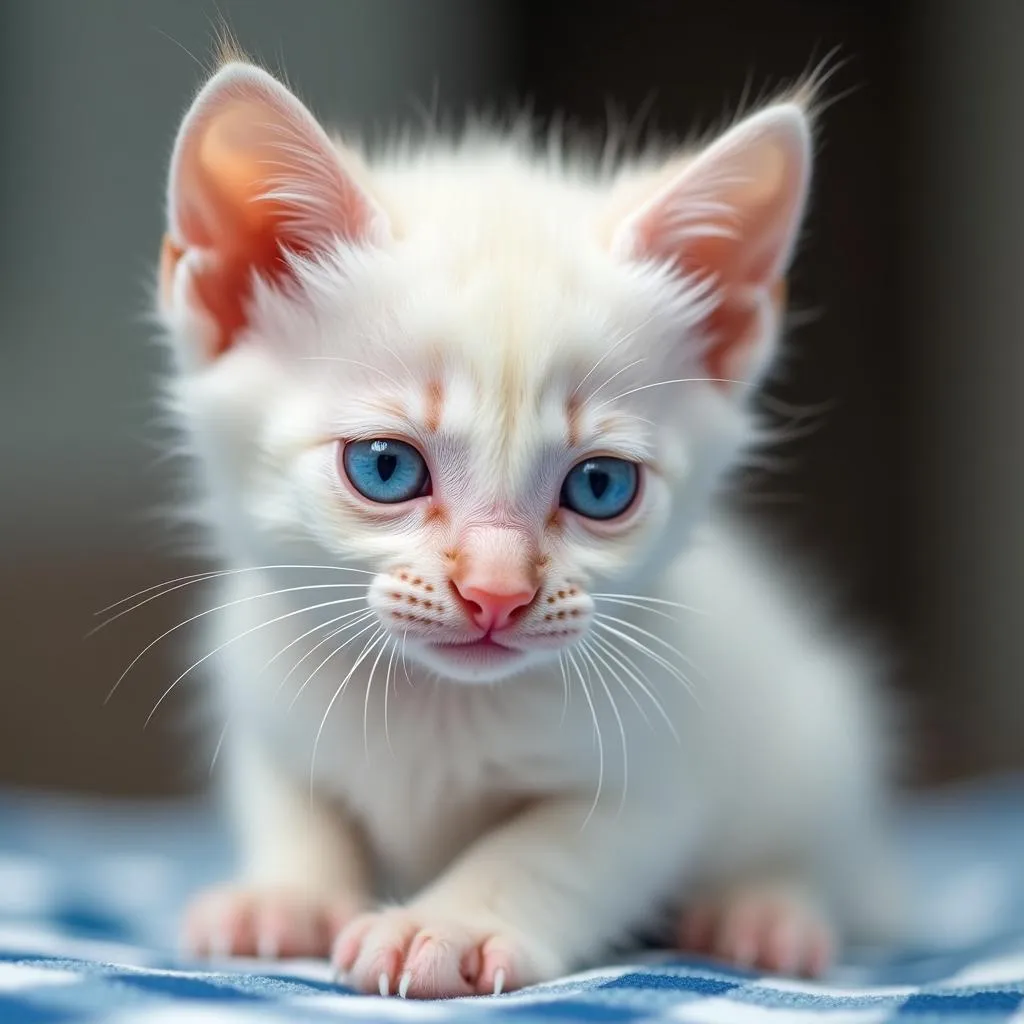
[428, 636, 522, 664]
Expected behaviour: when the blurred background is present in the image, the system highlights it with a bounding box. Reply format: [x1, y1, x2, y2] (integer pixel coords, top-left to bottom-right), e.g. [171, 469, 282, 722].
[0, 0, 1017, 797]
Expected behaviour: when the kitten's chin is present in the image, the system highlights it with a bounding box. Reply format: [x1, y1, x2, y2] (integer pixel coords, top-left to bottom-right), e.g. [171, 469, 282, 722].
[408, 638, 552, 684]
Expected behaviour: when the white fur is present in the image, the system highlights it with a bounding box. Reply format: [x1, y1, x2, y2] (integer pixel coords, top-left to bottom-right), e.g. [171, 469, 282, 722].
[158, 63, 902, 992]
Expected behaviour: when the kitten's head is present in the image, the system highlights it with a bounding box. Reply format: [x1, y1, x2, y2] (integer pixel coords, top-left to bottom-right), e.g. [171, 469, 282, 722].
[158, 61, 811, 683]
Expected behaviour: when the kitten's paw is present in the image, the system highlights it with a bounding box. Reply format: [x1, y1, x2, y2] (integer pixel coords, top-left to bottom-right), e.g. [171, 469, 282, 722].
[183, 884, 363, 961]
[677, 880, 834, 978]
[331, 907, 559, 998]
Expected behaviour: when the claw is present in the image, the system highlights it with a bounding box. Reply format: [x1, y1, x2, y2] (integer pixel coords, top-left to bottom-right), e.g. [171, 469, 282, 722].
[398, 971, 411, 999]
[493, 967, 505, 996]
[378, 971, 390, 997]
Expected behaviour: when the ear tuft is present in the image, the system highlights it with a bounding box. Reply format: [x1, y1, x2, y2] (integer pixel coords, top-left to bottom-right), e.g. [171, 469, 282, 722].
[212, 24, 249, 71]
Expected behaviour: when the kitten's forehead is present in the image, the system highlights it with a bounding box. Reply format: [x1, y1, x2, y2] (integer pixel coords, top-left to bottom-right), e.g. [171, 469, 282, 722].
[389, 346, 652, 511]
[398, 247, 638, 420]
[421, 361, 576, 501]
[305, 178, 678, 500]
[329, 240, 668, 503]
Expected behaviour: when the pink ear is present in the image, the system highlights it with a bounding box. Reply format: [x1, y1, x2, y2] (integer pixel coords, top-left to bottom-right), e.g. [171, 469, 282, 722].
[160, 62, 387, 359]
[612, 104, 810, 385]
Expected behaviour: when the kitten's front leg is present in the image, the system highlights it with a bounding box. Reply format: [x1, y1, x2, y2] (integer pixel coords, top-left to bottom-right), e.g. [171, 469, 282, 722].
[333, 796, 692, 998]
[184, 736, 370, 961]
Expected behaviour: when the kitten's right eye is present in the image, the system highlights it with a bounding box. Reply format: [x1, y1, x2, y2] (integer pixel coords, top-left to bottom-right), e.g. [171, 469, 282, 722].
[341, 439, 430, 504]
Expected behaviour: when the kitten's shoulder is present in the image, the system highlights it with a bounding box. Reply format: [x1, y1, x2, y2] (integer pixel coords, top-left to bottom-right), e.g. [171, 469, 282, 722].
[673, 508, 868, 655]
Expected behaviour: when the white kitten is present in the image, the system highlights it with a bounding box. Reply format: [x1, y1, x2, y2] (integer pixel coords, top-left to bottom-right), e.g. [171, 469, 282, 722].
[156, 57, 903, 998]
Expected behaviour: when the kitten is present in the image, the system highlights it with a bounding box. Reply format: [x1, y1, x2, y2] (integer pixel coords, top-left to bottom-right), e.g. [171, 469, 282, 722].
[156, 55, 903, 998]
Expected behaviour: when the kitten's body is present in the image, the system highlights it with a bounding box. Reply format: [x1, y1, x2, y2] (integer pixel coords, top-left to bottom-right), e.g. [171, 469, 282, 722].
[159, 58, 902, 996]
[210, 520, 891, 903]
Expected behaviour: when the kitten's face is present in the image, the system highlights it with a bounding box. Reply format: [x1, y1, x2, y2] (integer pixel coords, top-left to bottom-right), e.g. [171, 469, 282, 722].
[162, 62, 810, 684]
[190, 247, 721, 683]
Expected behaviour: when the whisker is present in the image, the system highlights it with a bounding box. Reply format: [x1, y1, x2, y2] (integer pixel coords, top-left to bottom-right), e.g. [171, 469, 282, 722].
[590, 630, 670, 720]
[558, 652, 570, 726]
[586, 357, 647, 404]
[579, 640, 628, 816]
[93, 577, 366, 639]
[591, 596, 677, 622]
[209, 608, 369, 778]
[572, 313, 657, 399]
[95, 568, 226, 621]
[310, 629, 387, 800]
[589, 631, 680, 743]
[92, 562, 373, 621]
[288, 618, 379, 711]
[106, 583, 372, 704]
[300, 356, 404, 390]
[142, 595, 371, 728]
[376, 339, 415, 382]
[593, 620, 702, 708]
[594, 612, 706, 679]
[567, 648, 604, 830]
[401, 622, 413, 688]
[273, 611, 376, 703]
[383, 638, 397, 755]
[363, 633, 391, 761]
[209, 719, 230, 777]
[583, 636, 650, 728]
[596, 376, 753, 410]
[592, 592, 706, 615]
[261, 606, 372, 681]
[593, 613, 695, 679]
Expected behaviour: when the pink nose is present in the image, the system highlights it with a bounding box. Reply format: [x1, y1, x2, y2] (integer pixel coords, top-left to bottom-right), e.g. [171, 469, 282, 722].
[453, 582, 537, 632]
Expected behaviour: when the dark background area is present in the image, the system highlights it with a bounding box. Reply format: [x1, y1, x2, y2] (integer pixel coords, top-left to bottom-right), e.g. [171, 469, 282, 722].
[1, 0, 1014, 796]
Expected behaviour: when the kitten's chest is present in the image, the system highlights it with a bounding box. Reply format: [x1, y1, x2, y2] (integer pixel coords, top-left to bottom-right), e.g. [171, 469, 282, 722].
[269, 667, 597, 892]
[216, 585, 670, 889]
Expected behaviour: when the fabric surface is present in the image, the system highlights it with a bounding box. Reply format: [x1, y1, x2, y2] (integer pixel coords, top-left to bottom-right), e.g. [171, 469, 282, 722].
[1, 777, 1024, 1022]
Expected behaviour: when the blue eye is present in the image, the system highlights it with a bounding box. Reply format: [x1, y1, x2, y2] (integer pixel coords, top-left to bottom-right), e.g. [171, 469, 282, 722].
[342, 439, 430, 504]
[560, 457, 639, 520]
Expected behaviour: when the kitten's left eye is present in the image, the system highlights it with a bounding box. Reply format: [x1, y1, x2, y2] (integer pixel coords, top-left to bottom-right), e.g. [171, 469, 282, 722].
[560, 457, 639, 521]
[341, 439, 430, 503]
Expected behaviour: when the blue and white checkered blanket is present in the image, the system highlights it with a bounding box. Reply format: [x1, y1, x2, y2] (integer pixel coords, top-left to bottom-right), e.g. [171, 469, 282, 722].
[2, 777, 1024, 1022]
